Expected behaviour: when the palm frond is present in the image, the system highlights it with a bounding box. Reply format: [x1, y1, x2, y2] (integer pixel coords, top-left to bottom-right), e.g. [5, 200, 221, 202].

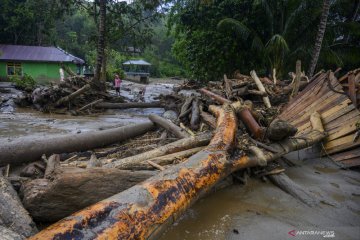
[217, 18, 251, 41]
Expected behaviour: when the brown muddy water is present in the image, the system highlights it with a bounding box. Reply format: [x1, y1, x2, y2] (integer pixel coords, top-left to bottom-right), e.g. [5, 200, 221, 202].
[0, 80, 175, 140]
[159, 154, 360, 240]
[1, 81, 360, 239]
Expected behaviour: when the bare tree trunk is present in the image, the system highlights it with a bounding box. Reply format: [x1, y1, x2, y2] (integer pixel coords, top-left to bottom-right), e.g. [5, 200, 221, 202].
[93, 0, 106, 91]
[0, 175, 38, 237]
[0, 122, 154, 166]
[308, 0, 331, 78]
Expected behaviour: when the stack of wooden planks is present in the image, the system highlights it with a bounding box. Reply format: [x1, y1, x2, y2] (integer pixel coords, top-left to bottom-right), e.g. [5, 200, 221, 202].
[279, 70, 360, 167]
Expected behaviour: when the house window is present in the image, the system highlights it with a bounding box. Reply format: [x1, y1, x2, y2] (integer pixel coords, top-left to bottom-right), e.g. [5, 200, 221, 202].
[7, 62, 22, 76]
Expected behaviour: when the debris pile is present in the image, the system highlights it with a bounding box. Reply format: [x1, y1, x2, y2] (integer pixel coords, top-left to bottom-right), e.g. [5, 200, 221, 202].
[0, 68, 359, 239]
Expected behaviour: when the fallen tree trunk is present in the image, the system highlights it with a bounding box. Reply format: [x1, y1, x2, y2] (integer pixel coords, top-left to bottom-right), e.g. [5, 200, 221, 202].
[0, 226, 25, 240]
[190, 98, 200, 130]
[179, 97, 193, 119]
[104, 132, 212, 169]
[0, 122, 154, 166]
[149, 114, 189, 139]
[21, 167, 156, 222]
[117, 146, 205, 170]
[55, 84, 90, 107]
[96, 102, 163, 109]
[199, 106, 217, 129]
[44, 154, 60, 178]
[267, 173, 318, 206]
[29, 108, 326, 240]
[0, 175, 38, 237]
[77, 99, 103, 112]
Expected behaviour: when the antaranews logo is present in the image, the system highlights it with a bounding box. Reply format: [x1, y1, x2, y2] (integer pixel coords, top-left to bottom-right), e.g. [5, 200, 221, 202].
[288, 229, 335, 238]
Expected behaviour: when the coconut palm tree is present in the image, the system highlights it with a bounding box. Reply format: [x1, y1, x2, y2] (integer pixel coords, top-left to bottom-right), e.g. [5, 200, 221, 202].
[307, 0, 331, 78]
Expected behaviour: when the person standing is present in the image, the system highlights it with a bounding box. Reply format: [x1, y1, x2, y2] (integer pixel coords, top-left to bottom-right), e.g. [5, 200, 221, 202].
[114, 74, 122, 96]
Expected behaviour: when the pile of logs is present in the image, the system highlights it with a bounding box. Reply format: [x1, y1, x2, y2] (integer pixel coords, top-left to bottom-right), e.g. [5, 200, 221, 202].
[0, 68, 336, 239]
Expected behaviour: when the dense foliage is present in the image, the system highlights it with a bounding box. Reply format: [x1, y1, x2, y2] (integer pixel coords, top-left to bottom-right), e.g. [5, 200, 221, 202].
[1, 0, 359, 82]
[168, 0, 360, 81]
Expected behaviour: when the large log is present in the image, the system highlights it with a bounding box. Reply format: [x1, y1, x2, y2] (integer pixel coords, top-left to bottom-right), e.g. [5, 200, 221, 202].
[21, 167, 156, 222]
[199, 105, 217, 129]
[96, 102, 163, 109]
[149, 114, 189, 139]
[104, 132, 212, 169]
[29, 109, 326, 240]
[0, 226, 25, 240]
[77, 99, 103, 112]
[190, 98, 200, 130]
[0, 122, 154, 166]
[0, 175, 38, 237]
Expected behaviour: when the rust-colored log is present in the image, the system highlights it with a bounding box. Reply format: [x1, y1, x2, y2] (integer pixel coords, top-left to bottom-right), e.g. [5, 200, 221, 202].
[29, 109, 327, 240]
[199, 88, 263, 139]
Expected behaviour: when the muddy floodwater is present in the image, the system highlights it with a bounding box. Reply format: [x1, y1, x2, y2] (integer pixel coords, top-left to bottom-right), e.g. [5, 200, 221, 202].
[1, 80, 359, 239]
[160, 154, 360, 240]
[0, 80, 177, 140]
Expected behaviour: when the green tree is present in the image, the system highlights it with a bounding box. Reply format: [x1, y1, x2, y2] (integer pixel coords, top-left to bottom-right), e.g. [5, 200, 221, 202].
[168, 0, 360, 81]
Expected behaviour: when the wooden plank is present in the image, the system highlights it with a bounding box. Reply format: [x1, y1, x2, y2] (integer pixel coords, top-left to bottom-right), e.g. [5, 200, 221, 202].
[339, 158, 360, 167]
[324, 135, 360, 154]
[325, 110, 360, 130]
[325, 123, 357, 141]
[295, 99, 357, 133]
[280, 73, 328, 117]
[296, 108, 359, 137]
[280, 72, 342, 120]
[289, 93, 348, 127]
[281, 78, 344, 123]
[331, 149, 360, 161]
[348, 73, 357, 107]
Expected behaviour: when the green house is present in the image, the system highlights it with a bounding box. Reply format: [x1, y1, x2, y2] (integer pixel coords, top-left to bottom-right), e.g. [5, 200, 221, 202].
[0, 44, 85, 84]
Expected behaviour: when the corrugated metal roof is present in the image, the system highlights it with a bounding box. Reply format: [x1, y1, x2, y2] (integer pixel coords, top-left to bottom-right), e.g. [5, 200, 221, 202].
[0, 44, 85, 64]
[123, 60, 151, 65]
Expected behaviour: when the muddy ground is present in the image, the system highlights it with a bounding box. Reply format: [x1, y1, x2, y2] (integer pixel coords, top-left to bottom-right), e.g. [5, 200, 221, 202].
[1, 80, 359, 240]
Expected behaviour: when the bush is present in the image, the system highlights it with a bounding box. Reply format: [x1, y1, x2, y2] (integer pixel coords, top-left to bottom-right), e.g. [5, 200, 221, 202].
[9, 73, 36, 89]
[106, 67, 125, 83]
